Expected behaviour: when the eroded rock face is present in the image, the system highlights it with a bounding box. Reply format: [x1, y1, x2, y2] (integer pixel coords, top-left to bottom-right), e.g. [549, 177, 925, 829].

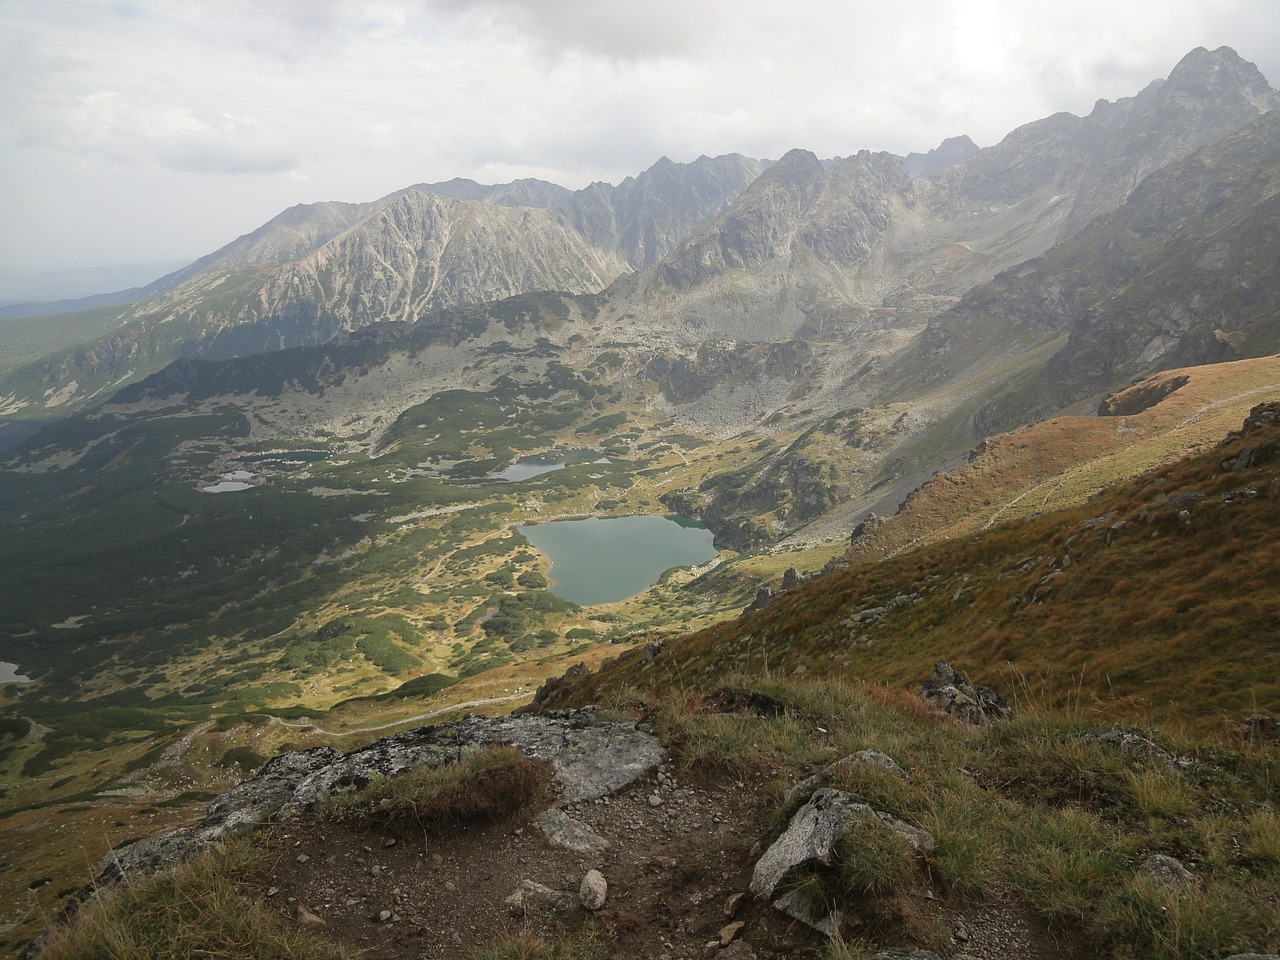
[919, 660, 1013, 724]
[100, 711, 661, 886]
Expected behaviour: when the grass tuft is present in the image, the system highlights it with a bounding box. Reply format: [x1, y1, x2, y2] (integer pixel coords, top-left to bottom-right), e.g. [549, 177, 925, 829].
[471, 928, 608, 960]
[319, 745, 548, 833]
[33, 838, 352, 960]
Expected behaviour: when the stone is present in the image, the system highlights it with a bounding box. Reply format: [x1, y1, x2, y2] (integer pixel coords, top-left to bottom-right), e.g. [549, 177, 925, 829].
[723, 891, 746, 918]
[752, 789, 865, 898]
[535, 808, 610, 854]
[745, 585, 776, 612]
[872, 951, 944, 960]
[751, 788, 931, 893]
[719, 920, 745, 945]
[507, 880, 580, 918]
[294, 903, 327, 929]
[772, 888, 843, 937]
[919, 660, 1012, 724]
[580, 870, 608, 910]
[1137, 854, 1196, 888]
[752, 788, 935, 936]
[720, 943, 757, 960]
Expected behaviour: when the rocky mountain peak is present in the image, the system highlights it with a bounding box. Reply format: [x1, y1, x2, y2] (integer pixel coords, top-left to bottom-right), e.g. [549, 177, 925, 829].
[1163, 45, 1275, 104]
[903, 134, 980, 178]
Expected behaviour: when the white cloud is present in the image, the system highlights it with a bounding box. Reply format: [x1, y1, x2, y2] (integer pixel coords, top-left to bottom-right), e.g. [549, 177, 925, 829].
[19, 91, 299, 175]
[1, 0, 1278, 274]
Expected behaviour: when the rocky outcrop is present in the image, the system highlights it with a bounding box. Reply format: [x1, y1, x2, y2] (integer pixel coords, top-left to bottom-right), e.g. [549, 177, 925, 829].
[1084, 726, 1194, 771]
[920, 660, 1013, 724]
[1234, 716, 1280, 746]
[1137, 854, 1197, 888]
[99, 711, 660, 886]
[750, 787, 934, 938]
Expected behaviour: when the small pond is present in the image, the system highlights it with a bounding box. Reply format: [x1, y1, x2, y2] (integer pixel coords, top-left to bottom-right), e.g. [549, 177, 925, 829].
[237, 451, 328, 465]
[517, 515, 715, 605]
[202, 470, 255, 493]
[492, 454, 610, 483]
[0, 662, 31, 683]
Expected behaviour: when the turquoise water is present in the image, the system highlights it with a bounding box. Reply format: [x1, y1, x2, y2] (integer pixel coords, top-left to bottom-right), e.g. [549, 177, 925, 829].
[517, 515, 715, 605]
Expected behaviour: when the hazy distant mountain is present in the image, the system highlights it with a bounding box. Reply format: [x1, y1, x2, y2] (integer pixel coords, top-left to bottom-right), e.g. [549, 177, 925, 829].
[629, 46, 1279, 344]
[0, 155, 766, 417]
[0, 46, 1275, 432]
[903, 107, 1280, 435]
[901, 135, 979, 178]
[0, 261, 189, 316]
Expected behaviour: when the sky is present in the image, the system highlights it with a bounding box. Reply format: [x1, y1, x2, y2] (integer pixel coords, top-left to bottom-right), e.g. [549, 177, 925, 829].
[2, 0, 1279, 281]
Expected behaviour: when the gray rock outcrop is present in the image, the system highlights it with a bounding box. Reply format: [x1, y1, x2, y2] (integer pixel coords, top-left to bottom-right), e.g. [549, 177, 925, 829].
[750, 788, 934, 937]
[1137, 854, 1196, 888]
[100, 710, 660, 886]
[1084, 727, 1194, 771]
[919, 660, 1013, 724]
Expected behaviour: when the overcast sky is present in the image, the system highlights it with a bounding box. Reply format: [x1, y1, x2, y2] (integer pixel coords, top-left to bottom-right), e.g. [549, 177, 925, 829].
[2, 0, 1278, 280]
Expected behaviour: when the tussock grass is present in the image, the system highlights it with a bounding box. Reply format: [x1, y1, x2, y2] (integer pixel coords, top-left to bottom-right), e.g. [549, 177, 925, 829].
[33, 839, 352, 960]
[835, 815, 915, 897]
[318, 745, 548, 833]
[471, 928, 608, 960]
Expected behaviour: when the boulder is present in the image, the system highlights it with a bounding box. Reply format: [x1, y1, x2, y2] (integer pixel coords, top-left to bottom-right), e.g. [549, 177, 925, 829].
[751, 788, 934, 903]
[1137, 854, 1196, 888]
[506, 880, 579, 918]
[535, 808, 610, 854]
[919, 660, 1012, 724]
[579, 870, 608, 910]
[751, 789, 867, 898]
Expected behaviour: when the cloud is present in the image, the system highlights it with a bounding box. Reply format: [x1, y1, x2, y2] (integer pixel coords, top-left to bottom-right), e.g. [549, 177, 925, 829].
[18, 91, 299, 175]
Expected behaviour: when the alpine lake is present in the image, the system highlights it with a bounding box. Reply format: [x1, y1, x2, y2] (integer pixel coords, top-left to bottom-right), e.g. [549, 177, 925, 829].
[517, 515, 716, 606]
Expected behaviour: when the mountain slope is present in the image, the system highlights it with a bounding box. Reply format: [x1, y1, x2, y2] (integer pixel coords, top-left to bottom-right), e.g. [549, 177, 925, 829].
[0, 156, 768, 426]
[898, 106, 1280, 438]
[543, 401, 1280, 730]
